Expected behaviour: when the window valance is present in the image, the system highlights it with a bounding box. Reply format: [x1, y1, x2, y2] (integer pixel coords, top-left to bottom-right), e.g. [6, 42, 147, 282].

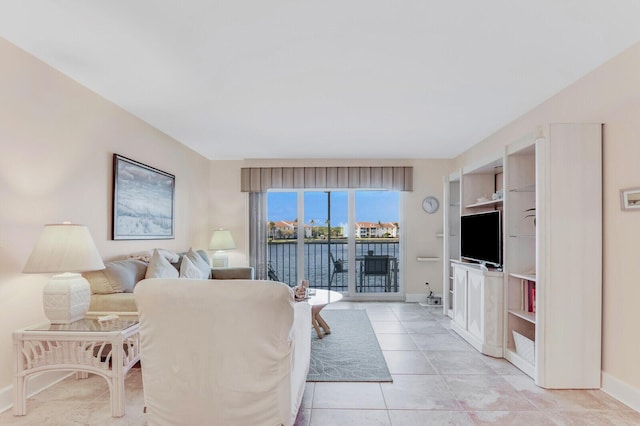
[240, 166, 413, 192]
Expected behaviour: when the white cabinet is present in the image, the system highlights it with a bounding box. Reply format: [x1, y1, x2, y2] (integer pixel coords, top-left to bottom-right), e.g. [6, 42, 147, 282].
[452, 265, 467, 328]
[450, 262, 503, 357]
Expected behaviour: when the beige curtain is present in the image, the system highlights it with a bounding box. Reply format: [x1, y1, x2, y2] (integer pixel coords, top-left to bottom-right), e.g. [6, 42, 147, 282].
[240, 166, 413, 192]
[248, 192, 268, 280]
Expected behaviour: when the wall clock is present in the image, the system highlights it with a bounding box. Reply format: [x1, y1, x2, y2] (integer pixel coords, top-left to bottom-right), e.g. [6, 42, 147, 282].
[422, 196, 439, 214]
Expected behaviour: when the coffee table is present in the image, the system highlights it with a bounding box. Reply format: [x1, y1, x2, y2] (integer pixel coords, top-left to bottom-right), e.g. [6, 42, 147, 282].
[13, 318, 140, 418]
[306, 289, 343, 339]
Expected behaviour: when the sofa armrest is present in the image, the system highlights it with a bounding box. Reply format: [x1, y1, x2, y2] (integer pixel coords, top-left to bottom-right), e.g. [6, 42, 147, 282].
[289, 301, 311, 424]
[210, 266, 255, 280]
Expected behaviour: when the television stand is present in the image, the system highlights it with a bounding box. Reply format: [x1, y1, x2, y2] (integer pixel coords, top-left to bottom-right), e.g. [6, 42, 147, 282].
[450, 261, 503, 357]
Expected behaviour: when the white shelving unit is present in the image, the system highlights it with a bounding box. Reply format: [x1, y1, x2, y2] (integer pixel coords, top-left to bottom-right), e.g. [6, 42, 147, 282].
[503, 123, 602, 389]
[442, 123, 602, 389]
[442, 171, 460, 318]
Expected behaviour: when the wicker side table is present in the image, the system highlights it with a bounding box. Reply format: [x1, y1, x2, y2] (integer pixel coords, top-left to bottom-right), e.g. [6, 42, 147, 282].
[13, 318, 140, 418]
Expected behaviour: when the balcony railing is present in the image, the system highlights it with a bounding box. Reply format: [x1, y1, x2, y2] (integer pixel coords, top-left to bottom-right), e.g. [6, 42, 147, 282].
[268, 239, 400, 293]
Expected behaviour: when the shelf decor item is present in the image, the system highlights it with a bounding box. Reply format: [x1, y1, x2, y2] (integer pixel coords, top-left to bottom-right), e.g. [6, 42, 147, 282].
[23, 223, 105, 324]
[112, 154, 175, 240]
[620, 187, 640, 211]
[513, 330, 535, 365]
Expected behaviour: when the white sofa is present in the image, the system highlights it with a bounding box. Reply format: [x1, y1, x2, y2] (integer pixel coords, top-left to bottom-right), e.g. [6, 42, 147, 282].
[134, 278, 312, 426]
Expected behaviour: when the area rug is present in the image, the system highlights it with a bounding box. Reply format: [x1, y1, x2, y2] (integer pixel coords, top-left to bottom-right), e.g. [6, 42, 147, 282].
[307, 309, 392, 382]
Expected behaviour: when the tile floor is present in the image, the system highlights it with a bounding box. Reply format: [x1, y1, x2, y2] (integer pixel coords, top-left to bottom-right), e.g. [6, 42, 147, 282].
[1, 302, 638, 425]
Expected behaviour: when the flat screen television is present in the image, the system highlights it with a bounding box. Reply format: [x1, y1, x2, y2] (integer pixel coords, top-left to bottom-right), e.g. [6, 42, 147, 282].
[460, 210, 502, 268]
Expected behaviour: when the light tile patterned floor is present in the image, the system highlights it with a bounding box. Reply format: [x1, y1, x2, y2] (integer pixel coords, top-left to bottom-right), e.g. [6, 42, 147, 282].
[1, 302, 638, 425]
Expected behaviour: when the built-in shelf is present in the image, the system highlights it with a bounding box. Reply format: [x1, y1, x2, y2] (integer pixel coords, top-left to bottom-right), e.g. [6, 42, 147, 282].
[465, 198, 503, 209]
[508, 309, 536, 324]
[510, 272, 536, 281]
[509, 184, 536, 193]
[465, 199, 503, 209]
[416, 257, 440, 262]
[509, 234, 535, 239]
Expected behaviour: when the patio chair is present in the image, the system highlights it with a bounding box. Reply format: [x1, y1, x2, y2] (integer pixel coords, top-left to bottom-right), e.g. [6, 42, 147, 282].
[360, 255, 391, 292]
[267, 261, 280, 281]
[328, 252, 348, 288]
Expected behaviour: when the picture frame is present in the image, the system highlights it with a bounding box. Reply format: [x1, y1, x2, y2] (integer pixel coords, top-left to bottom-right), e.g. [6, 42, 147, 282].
[112, 154, 175, 240]
[620, 187, 640, 211]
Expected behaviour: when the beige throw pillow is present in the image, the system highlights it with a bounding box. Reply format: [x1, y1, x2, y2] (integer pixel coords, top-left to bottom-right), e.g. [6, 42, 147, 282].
[83, 259, 147, 294]
[83, 270, 114, 294]
[146, 249, 179, 279]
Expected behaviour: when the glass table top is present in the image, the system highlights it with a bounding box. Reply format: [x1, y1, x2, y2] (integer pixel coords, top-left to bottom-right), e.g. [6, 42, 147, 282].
[26, 318, 138, 332]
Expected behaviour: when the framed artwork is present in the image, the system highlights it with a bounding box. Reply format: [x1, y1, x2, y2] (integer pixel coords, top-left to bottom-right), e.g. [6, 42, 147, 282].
[112, 154, 175, 240]
[620, 187, 640, 211]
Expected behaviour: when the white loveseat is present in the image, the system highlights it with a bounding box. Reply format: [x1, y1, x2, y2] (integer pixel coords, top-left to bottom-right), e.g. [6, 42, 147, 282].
[134, 278, 312, 426]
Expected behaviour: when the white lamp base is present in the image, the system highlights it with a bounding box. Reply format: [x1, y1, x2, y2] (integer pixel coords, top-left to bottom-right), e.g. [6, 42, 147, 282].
[43, 273, 91, 324]
[211, 251, 229, 268]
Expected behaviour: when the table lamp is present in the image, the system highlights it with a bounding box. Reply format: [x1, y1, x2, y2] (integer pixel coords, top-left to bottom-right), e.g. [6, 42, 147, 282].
[209, 229, 236, 267]
[23, 223, 105, 324]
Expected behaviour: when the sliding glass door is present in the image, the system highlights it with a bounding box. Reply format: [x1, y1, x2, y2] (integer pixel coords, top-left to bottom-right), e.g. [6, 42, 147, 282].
[267, 189, 402, 298]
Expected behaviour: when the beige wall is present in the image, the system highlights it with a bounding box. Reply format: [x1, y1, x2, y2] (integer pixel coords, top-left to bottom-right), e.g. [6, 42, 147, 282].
[209, 159, 453, 297]
[453, 42, 640, 394]
[0, 39, 211, 391]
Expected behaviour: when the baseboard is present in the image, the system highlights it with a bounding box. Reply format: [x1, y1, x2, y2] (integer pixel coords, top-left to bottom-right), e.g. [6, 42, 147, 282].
[405, 293, 427, 303]
[601, 371, 640, 413]
[0, 371, 72, 414]
[406, 293, 443, 304]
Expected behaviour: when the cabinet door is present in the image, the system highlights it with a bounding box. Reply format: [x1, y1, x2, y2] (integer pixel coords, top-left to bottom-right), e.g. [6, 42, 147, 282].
[467, 270, 484, 340]
[452, 267, 467, 329]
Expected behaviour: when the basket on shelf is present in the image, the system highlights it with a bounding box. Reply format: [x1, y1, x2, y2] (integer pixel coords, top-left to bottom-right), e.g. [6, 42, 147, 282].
[513, 331, 535, 365]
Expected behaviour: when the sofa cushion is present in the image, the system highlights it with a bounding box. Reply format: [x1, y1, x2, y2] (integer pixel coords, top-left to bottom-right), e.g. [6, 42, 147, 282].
[211, 267, 255, 280]
[84, 259, 147, 294]
[185, 248, 211, 279]
[146, 249, 180, 280]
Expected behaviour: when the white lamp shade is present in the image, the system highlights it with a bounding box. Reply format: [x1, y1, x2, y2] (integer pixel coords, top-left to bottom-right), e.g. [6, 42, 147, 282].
[23, 223, 104, 324]
[209, 229, 236, 251]
[23, 223, 105, 273]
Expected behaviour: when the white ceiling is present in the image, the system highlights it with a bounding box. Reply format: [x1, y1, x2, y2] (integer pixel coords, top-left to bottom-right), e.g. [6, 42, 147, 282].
[1, 1, 640, 160]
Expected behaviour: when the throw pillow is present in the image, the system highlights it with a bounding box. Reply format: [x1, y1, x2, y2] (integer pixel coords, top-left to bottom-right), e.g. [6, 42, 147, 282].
[104, 259, 148, 293]
[156, 248, 180, 263]
[179, 256, 202, 278]
[83, 270, 115, 294]
[185, 248, 211, 279]
[125, 250, 153, 263]
[146, 249, 179, 280]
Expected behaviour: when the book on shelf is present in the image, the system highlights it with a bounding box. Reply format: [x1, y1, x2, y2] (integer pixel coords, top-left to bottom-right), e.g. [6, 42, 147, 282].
[521, 279, 536, 314]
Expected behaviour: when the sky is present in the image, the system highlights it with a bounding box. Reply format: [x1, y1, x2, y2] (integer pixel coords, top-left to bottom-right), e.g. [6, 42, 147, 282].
[267, 191, 399, 225]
